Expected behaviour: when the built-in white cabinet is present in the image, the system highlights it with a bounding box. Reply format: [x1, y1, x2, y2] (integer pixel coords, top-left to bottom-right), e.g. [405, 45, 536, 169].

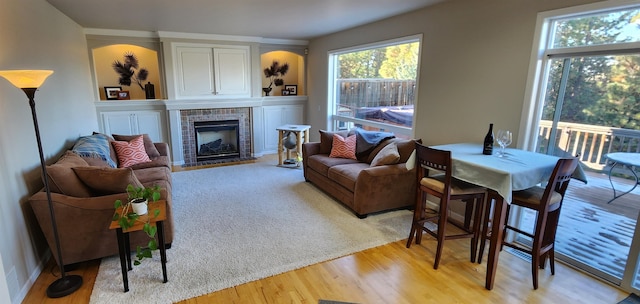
[100, 110, 165, 142]
[262, 105, 304, 152]
[175, 45, 250, 99]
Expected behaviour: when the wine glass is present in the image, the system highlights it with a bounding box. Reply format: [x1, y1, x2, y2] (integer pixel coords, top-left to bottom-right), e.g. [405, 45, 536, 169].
[495, 130, 512, 157]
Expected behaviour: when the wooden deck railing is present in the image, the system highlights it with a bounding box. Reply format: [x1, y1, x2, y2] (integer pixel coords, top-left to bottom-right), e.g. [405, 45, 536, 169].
[538, 120, 640, 170]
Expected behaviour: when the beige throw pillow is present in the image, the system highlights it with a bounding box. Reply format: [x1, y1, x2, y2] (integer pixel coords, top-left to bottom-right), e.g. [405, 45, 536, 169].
[45, 151, 92, 197]
[370, 142, 400, 167]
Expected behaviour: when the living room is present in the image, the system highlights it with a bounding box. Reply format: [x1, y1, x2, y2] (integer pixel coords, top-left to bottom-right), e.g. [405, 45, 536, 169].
[1, 0, 635, 303]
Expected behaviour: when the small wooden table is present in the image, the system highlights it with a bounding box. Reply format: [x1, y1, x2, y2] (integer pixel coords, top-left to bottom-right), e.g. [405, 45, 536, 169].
[605, 152, 640, 204]
[109, 200, 168, 292]
[276, 124, 311, 166]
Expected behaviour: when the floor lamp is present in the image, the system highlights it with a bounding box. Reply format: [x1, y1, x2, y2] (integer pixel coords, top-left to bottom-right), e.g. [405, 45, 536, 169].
[0, 70, 83, 298]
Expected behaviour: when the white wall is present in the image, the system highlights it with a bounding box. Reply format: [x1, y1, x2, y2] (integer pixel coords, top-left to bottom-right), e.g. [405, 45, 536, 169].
[306, 0, 603, 144]
[0, 0, 97, 302]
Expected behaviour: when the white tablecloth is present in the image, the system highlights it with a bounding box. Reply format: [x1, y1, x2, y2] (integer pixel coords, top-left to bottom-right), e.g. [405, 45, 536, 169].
[430, 143, 560, 203]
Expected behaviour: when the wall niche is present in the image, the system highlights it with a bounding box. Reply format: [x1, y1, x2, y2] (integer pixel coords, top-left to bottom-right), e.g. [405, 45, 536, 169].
[92, 44, 163, 100]
[260, 50, 305, 96]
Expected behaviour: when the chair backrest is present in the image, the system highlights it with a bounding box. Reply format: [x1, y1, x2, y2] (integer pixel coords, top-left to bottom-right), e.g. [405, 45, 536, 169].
[414, 142, 452, 190]
[541, 157, 579, 210]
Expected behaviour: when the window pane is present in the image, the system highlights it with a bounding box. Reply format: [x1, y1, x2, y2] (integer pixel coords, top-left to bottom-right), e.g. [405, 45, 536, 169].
[333, 42, 418, 130]
[551, 8, 640, 48]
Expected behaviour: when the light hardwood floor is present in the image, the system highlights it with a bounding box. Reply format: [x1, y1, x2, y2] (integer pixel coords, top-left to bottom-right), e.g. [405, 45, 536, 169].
[23, 236, 628, 304]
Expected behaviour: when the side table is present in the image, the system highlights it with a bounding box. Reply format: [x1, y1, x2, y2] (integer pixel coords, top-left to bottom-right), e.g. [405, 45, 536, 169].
[276, 124, 311, 166]
[109, 200, 168, 292]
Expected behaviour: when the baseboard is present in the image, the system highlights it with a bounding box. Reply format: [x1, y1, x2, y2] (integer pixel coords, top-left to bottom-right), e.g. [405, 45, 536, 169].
[14, 251, 50, 304]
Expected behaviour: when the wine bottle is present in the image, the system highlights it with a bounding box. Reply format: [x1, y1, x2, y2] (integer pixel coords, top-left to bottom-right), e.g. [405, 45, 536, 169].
[483, 123, 494, 155]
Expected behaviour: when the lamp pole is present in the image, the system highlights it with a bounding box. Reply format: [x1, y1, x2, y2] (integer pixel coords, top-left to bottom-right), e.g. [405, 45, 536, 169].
[0, 70, 82, 298]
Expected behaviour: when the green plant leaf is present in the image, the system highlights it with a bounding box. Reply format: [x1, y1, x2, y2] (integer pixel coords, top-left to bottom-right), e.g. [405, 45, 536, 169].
[148, 240, 158, 251]
[114, 199, 123, 208]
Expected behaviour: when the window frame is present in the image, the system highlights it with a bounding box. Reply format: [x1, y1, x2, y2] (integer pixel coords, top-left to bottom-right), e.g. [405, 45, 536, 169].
[327, 34, 422, 137]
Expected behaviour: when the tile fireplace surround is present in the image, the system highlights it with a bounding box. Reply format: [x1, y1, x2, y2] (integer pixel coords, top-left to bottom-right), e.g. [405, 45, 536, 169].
[180, 107, 252, 167]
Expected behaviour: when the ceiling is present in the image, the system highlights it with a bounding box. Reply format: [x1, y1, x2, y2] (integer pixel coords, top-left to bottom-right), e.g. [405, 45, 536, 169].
[46, 0, 445, 41]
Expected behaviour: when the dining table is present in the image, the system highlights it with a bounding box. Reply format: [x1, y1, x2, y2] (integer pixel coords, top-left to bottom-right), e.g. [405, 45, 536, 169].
[430, 143, 560, 290]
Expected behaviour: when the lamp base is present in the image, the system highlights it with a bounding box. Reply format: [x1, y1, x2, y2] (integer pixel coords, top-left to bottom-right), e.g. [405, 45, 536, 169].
[46, 275, 83, 298]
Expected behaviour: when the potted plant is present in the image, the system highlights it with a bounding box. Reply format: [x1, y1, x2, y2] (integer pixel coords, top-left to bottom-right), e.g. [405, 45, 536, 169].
[113, 184, 162, 265]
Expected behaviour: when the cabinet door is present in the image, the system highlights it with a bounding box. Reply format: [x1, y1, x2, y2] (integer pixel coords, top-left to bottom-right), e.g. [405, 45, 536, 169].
[213, 48, 250, 96]
[101, 112, 136, 136]
[176, 47, 215, 97]
[133, 111, 163, 142]
[262, 105, 304, 152]
[100, 111, 164, 142]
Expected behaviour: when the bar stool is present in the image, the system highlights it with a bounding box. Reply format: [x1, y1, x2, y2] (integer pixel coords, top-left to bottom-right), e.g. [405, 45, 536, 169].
[406, 143, 486, 269]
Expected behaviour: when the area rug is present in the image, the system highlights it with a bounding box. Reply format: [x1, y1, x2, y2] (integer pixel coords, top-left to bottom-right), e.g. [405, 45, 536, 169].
[89, 157, 412, 303]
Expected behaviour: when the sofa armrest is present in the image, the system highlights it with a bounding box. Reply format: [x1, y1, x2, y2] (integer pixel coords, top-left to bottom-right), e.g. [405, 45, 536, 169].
[154, 142, 170, 158]
[302, 142, 322, 181]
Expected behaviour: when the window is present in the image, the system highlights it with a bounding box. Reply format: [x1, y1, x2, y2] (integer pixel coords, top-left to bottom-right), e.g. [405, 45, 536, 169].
[521, 1, 640, 292]
[328, 36, 421, 138]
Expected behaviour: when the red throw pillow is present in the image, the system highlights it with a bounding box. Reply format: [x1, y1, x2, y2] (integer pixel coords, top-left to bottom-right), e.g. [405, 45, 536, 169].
[329, 134, 357, 159]
[111, 135, 152, 168]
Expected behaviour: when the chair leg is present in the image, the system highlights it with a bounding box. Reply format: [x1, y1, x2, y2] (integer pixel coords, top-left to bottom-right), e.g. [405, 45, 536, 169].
[549, 250, 555, 275]
[477, 198, 493, 264]
[433, 197, 448, 270]
[532, 254, 540, 290]
[470, 195, 484, 263]
[407, 190, 425, 248]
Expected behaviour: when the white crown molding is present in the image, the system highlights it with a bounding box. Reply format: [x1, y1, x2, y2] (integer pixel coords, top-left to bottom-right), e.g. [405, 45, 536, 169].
[83, 28, 159, 38]
[158, 31, 308, 45]
[82, 28, 308, 45]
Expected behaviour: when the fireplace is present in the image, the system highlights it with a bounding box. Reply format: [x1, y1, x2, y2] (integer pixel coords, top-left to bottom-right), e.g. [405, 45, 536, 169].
[195, 120, 240, 161]
[180, 107, 252, 167]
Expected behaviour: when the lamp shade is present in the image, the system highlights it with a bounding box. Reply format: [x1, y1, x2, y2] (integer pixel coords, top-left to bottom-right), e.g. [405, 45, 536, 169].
[0, 70, 53, 89]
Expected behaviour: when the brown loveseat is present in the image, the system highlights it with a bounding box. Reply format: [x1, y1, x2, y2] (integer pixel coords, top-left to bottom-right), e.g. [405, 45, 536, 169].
[28, 133, 173, 268]
[302, 129, 419, 218]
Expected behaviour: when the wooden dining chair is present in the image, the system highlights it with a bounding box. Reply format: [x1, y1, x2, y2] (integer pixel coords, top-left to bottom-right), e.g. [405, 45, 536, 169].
[477, 157, 579, 289]
[406, 143, 486, 269]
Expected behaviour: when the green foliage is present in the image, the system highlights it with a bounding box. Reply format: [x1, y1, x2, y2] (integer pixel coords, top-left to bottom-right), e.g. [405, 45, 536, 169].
[542, 10, 640, 131]
[379, 42, 419, 80]
[125, 184, 161, 203]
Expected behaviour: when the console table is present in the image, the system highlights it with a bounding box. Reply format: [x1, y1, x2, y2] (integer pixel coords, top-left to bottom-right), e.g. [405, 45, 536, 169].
[605, 152, 640, 204]
[276, 124, 311, 166]
[109, 200, 168, 292]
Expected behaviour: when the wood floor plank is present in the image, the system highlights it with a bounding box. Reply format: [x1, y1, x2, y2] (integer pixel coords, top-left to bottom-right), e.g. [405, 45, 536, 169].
[23, 236, 628, 304]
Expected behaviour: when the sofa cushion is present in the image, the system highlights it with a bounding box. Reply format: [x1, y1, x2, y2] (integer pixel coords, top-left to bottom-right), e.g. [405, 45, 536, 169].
[319, 129, 352, 154]
[113, 134, 161, 158]
[308, 154, 361, 176]
[112, 135, 152, 168]
[327, 163, 370, 192]
[370, 142, 400, 167]
[45, 151, 92, 197]
[72, 166, 143, 196]
[134, 166, 172, 185]
[72, 133, 117, 168]
[127, 156, 171, 170]
[329, 134, 357, 159]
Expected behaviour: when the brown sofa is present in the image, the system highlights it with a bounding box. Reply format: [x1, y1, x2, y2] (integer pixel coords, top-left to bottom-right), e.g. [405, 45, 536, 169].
[302, 130, 419, 218]
[28, 133, 173, 268]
